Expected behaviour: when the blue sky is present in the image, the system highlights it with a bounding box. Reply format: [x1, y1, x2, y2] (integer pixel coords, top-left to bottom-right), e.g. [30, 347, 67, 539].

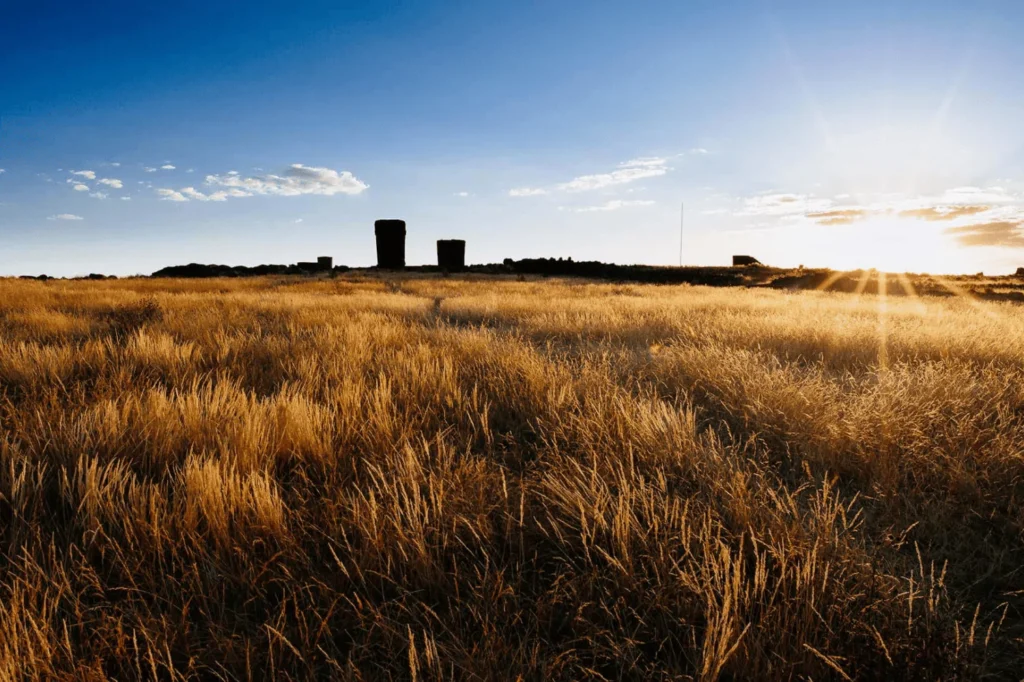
[4, 0, 1024, 276]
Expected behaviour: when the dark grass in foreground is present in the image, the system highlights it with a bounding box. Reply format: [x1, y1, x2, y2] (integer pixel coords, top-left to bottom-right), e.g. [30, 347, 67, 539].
[0, 275, 1022, 680]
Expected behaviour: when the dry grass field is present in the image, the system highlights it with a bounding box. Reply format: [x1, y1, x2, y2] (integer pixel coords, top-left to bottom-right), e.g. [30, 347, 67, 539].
[1, 273, 1023, 680]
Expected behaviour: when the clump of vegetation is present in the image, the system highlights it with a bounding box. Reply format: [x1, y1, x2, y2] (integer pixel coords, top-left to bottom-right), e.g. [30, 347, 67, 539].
[0, 274, 1021, 679]
[103, 297, 163, 340]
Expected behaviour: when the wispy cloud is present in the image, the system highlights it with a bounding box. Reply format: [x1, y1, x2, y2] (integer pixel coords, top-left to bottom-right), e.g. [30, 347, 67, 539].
[559, 158, 669, 192]
[940, 186, 1016, 205]
[454, 191, 470, 197]
[738, 193, 831, 217]
[97, 178, 123, 189]
[156, 164, 368, 202]
[618, 157, 668, 168]
[508, 156, 673, 198]
[729, 182, 1024, 255]
[70, 170, 96, 180]
[509, 187, 547, 197]
[89, 192, 108, 200]
[144, 167, 158, 173]
[161, 164, 176, 170]
[49, 213, 83, 221]
[945, 221, 1024, 247]
[0, 169, 6, 174]
[806, 208, 874, 225]
[898, 205, 990, 221]
[204, 164, 368, 197]
[570, 199, 655, 213]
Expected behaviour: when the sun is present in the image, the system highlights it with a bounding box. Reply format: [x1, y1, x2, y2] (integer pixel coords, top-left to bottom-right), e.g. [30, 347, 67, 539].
[776, 214, 967, 274]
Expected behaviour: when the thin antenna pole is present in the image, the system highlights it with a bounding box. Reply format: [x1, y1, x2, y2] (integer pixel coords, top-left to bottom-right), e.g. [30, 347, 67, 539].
[678, 201, 684, 267]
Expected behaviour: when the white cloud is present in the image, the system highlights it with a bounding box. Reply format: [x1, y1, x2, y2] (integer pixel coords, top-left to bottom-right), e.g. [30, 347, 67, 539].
[509, 187, 547, 197]
[156, 189, 188, 202]
[97, 178, 123, 188]
[0, 169, 5, 174]
[49, 214, 83, 221]
[181, 187, 213, 201]
[155, 164, 368, 203]
[205, 164, 368, 197]
[559, 158, 670, 192]
[688, 148, 709, 155]
[186, 168, 195, 173]
[618, 157, 668, 168]
[156, 186, 251, 202]
[120, 196, 131, 201]
[89, 192, 108, 200]
[737, 193, 832, 217]
[571, 199, 656, 213]
[110, 162, 121, 167]
[144, 167, 157, 173]
[507, 156, 673, 198]
[161, 164, 176, 170]
[725, 185, 1024, 230]
[939, 186, 1016, 205]
[71, 170, 96, 180]
[72, 183, 89, 192]
[454, 191, 470, 197]
[294, 218, 304, 223]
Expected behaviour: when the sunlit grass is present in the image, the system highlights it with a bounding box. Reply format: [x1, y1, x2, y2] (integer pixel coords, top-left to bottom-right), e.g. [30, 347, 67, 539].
[0, 274, 1021, 680]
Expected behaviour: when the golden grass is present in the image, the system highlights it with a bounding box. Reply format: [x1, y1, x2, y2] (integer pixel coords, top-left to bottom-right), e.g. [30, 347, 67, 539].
[0, 273, 1021, 680]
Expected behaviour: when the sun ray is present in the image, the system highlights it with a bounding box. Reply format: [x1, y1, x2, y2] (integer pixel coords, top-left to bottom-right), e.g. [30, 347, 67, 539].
[877, 270, 888, 372]
[815, 269, 849, 292]
[895, 272, 929, 316]
[853, 269, 871, 297]
[767, 16, 834, 151]
[933, 276, 1004, 321]
[931, 275, 1024, 338]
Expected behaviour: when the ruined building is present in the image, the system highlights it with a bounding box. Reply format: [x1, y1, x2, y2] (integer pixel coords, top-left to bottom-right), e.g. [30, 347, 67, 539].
[375, 219, 406, 269]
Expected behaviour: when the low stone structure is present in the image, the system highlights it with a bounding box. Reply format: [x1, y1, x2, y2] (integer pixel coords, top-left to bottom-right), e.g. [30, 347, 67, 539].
[733, 255, 762, 266]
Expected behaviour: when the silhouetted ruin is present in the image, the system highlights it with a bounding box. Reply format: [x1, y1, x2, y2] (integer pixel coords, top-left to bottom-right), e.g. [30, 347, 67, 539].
[137, 216, 1024, 305]
[733, 255, 762, 266]
[151, 262, 349, 278]
[437, 239, 466, 271]
[375, 219, 406, 269]
[296, 257, 333, 273]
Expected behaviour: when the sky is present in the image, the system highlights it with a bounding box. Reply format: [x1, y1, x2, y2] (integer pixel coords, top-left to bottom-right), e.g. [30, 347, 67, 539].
[4, 0, 1024, 276]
